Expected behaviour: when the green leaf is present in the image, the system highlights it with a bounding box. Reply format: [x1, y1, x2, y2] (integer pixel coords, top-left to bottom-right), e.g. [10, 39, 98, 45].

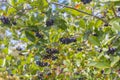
[112, 1, 120, 6]
[31, 0, 48, 11]
[87, 61, 96, 66]
[95, 20, 102, 28]
[88, 36, 100, 46]
[55, 18, 68, 30]
[64, 8, 80, 16]
[95, 61, 110, 69]
[25, 31, 36, 42]
[7, 7, 16, 15]
[88, 61, 110, 69]
[79, 19, 86, 28]
[0, 59, 3, 66]
[111, 22, 120, 32]
[102, 36, 116, 46]
[111, 56, 120, 67]
[2, 48, 8, 54]
[110, 18, 120, 32]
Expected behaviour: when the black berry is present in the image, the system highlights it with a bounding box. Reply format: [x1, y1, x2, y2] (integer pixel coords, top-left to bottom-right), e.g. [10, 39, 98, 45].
[99, 49, 102, 53]
[77, 48, 82, 51]
[104, 23, 109, 26]
[36, 61, 49, 67]
[92, 33, 98, 36]
[43, 62, 50, 66]
[46, 19, 54, 27]
[36, 61, 44, 67]
[0, 16, 10, 24]
[81, 0, 92, 4]
[107, 47, 116, 55]
[101, 70, 104, 74]
[46, 72, 52, 76]
[70, 37, 77, 42]
[16, 47, 22, 51]
[59, 38, 71, 44]
[43, 54, 52, 59]
[35, 32, 43, 38]
[59, 37, 77, 44]
[118, 7, 120, 11]
[46, 48, 59, 54]
[52, 56, 58, 60]
[12, 21, 17, 25]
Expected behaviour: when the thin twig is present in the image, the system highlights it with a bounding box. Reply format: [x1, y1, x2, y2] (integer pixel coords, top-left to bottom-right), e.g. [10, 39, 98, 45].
[111, 6, 117, 17]
[51, 2, 108, 23]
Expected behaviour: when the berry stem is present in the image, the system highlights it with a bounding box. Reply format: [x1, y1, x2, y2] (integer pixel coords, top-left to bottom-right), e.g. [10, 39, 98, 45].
[111, 6, 117, 17]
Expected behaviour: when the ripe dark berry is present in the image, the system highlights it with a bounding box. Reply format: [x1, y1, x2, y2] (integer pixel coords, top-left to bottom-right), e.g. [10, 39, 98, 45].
[107, 47, 116, 55]
[12, 21, 17, 25]
[101, 70, 104, 74]
[77, 48, 82, 51]
[92, 33, 98, 36]
[52, 56, 58, 60]
[35, 32, 43, 38]
[104, 23, 109, 26]
[36, 61, 49, 67]
[43, 54, 51, 59]
[43, 62, 50, 66]
[59, 37, 77, 44]
[0, 16, 10, 24]
[74, 72, 80, 75]
[99, 49, 102, 53]
[46, 19, 54, 27]
[59, 38, 71, 44]
[70, 37, 77, 42]
[46, 48, 59, 54]
[81, 0, 92, 4]
[36, 61, 43, 67]
[118, 7, 120, 11]
[16, 47, 22, 51]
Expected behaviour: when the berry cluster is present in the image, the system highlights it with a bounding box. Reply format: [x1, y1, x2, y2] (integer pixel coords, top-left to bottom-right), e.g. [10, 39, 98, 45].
[35, 32, 43, 38]
[43, 54, 58, 60]
[107, 47, 116, 55]
[36, 61, 49, 67]
[81, 0, 92, 4]
[0, 16, 10, 24]
[52, 56, 58, 60]
[59, 37, 76, 44]
[46, 48, 59, 54]
[43, 54, 52, 59]
[46, 19, 54, 27]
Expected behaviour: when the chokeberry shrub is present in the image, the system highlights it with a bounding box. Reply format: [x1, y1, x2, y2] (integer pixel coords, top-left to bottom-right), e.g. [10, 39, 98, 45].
[0, 0, 120, 80]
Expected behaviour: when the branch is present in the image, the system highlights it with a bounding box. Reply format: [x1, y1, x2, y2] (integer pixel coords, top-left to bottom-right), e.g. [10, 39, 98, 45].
[51, 2, 108, 23]
[111, 6, 117, 17]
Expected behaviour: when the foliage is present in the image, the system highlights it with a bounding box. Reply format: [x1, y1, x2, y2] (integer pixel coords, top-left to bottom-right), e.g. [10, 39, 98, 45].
[0, 0, 120, 80]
